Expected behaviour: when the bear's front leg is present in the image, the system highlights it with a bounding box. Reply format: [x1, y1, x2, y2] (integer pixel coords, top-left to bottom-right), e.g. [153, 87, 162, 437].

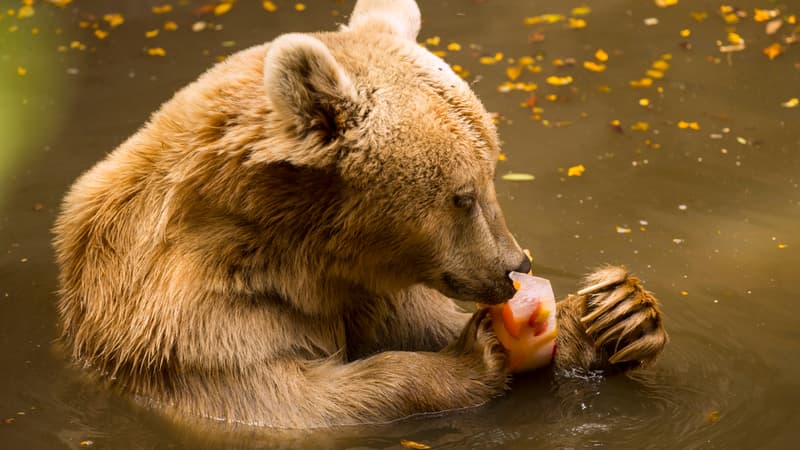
[301, 308, 507, 426]
[554, 266, 668, 373]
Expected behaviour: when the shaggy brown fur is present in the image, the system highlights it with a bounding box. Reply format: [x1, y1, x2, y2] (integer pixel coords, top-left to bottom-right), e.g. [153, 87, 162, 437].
[53, 0, 666, 428]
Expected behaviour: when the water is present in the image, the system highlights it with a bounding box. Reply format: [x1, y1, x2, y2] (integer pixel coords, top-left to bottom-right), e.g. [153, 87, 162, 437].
[1, 0, 799, 448]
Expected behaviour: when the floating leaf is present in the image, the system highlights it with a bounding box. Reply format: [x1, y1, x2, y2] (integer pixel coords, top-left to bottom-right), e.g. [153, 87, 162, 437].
[594, 48, 608, 62]
[546, 75, 573, 86]
[781, 98, 799, 108]
[103, 13, 125, 28]
[151, 4, 173, 14]
[763, 43, 783, 60]
[294, 3, 306, 12]
[506, 66, 522, 81]
[680, 28, 691, 37]
[17, 67, 26, 76]
[501, 173, 536, 181]
[262, 1, 277, 12]
[630, 77, 653, 88]
[765, 19, 782, 35]
[145, 29, 159, 38]
[616, 226, 632, 234]
[447, 42, 461, 51]
[524, 14, 566, 25]
[677, 121, 700, 130]
[753, 8, 779, 23]
[706, 410, 721, 423]
[631, 121, 650, 131]
[655, 0, 678, 8]
[567, 164, 585, 176]
[18, 5, 35, 19]
[94, 29, 108, 39]
[568, 18, 587, 29]
[214, 2, 232, 15]
[571, 6, 591, 16]
[147, 47, 166, 56]
[583, 61, 605, 72]
[400, 440, 431, 450]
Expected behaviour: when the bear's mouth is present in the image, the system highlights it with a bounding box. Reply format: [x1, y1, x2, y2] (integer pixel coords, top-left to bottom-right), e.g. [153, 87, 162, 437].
[441, 272, 515, 304]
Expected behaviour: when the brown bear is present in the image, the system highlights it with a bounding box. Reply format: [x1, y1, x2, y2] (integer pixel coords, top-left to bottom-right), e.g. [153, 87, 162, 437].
[53, 0, 667, 428]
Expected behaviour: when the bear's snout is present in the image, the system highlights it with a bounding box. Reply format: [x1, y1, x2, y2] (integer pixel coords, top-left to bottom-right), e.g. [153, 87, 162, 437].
[511, 256, 531, 276]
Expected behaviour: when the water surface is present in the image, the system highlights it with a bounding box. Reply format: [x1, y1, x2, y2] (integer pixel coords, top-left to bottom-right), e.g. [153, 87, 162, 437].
[1, 1, 798, 448]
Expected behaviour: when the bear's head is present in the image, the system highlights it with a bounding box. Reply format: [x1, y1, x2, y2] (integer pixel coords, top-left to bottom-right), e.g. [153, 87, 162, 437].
[256, 0, 529, 305]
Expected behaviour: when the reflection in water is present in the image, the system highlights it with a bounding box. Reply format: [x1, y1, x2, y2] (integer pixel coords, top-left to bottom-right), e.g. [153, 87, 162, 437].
[1, 0, 799, 449]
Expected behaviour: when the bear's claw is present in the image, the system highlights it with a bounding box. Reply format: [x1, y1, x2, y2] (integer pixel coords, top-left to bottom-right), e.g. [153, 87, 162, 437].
[578, 266, 668, 369]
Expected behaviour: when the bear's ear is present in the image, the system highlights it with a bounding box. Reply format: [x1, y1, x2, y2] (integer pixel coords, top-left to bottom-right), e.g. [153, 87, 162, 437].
[264, 33, 357, 148]
[347, 0, 421, 41]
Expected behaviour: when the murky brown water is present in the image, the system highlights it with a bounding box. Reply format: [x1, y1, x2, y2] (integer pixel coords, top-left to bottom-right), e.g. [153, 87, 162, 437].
[2, 0, 799, 448]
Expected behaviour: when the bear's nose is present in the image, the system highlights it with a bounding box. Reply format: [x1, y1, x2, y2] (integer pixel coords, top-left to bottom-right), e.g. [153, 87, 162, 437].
[513, 256, 531, 275]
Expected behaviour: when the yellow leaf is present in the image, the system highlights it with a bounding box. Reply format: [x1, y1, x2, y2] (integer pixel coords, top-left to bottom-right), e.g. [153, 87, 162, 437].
[568, 18, 587, 29]
[506, 66, 522, 81]
[518, 56, 535, 65]
[546, 75, 573, 86]
[103, 13, 124, 28]
[18, 5, 34, 18]
[655, 0, 678, 7]
[722, 13, 739, 25]
[690, 11, 708, 22]
[753, 8, 779, 23]
[639, 98, 651, 106]
[17, 66, 26, 76]
[677, 120, 700, 130]
[646, 69, 664, 79]
[425, 36, 440, 46]
[616, 226, 632, 234]
[777, 243, 788, 249]
[46, 0, 73, 7]
[629, 77, 653, 88]
[214, 3, 232, 15]
[763, 43, 783, 60]
[583, 61, 605, 72]
[262, 1, 277, 12]
[652, 60, 670, 71]
[680, 290, 689, 296]
[571, 6, 591, 16]
[781, 98, 799, 108]
[567, 164, 585, 176]
[706, 410, 721, 423]
[294, 3, 306, 12]
[501, 173, 536, 181]
[631, 121, 649, 131]
[147, 47, 166, 56]
[151, 4, 173, 14]
[400, 440, 431, 450]
[498, 152, 507, 161]
[479, 56, 497, 65]
[680, 28, 691, 37]
[594, 48, 608, 62]
[447, 42, 461, 51]
[94, 29, 108, 39]
[163, 21, 178, 30]
[727, 32, 743, 44]
[145, 29, 159, 38]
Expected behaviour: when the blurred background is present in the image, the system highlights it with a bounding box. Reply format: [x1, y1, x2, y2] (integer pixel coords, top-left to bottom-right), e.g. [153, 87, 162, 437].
[1, 0, 798, 448]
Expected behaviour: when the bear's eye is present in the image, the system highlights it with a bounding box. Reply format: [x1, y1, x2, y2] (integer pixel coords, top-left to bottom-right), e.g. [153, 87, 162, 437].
[452, 193, 476, 210]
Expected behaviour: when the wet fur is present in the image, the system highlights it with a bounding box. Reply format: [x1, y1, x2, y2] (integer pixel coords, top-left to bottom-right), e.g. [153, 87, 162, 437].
[52, 0, 666, 428]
